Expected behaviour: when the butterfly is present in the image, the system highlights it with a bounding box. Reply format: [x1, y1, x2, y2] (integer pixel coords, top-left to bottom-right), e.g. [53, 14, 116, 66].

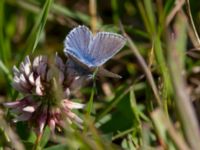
[64, 25, 126, 69]
[64, 25, 126, 91]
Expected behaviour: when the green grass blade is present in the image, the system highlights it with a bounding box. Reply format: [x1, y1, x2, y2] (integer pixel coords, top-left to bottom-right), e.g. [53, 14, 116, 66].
[52, 4, 91, 25]
[143, 0, 156, 33]
[0, 60, 12, 81]
[86, 68, 98, 117]
[6, 0, 92, 26]
[136, 1, 151, 36]
[86, 86, 95, 117]
[0, 0, 6, 63]
[18, 0, 53, 64]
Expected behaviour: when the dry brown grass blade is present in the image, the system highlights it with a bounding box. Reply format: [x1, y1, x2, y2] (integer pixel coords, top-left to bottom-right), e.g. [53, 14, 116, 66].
[151, 109, 190, 150]
[89, 0, 97, 33]
[166, 0, 185, 26]
[119, 22, 162, 107]
[167, 12, 200, 150]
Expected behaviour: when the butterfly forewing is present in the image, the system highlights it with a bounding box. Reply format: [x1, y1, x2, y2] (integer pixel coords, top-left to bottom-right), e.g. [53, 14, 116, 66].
[64, 26, 92, 65]
[88, 32, 126, 67]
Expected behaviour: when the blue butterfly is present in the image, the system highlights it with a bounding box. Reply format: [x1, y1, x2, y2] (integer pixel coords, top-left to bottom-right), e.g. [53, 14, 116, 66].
[64, 25, 126, 68]
[64, 25, 126, 91]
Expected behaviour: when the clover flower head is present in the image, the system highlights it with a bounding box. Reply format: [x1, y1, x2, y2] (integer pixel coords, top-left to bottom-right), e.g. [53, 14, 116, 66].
[4, 55, 84, 135]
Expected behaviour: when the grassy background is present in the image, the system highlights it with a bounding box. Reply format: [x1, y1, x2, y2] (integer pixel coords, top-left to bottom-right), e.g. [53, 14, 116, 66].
[1, 0, 200, 149]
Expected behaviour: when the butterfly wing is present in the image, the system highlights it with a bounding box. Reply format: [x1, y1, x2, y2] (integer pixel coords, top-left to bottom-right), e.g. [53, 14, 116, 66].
[64, 25, 93, 66]
[88, 32, 126, 67]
